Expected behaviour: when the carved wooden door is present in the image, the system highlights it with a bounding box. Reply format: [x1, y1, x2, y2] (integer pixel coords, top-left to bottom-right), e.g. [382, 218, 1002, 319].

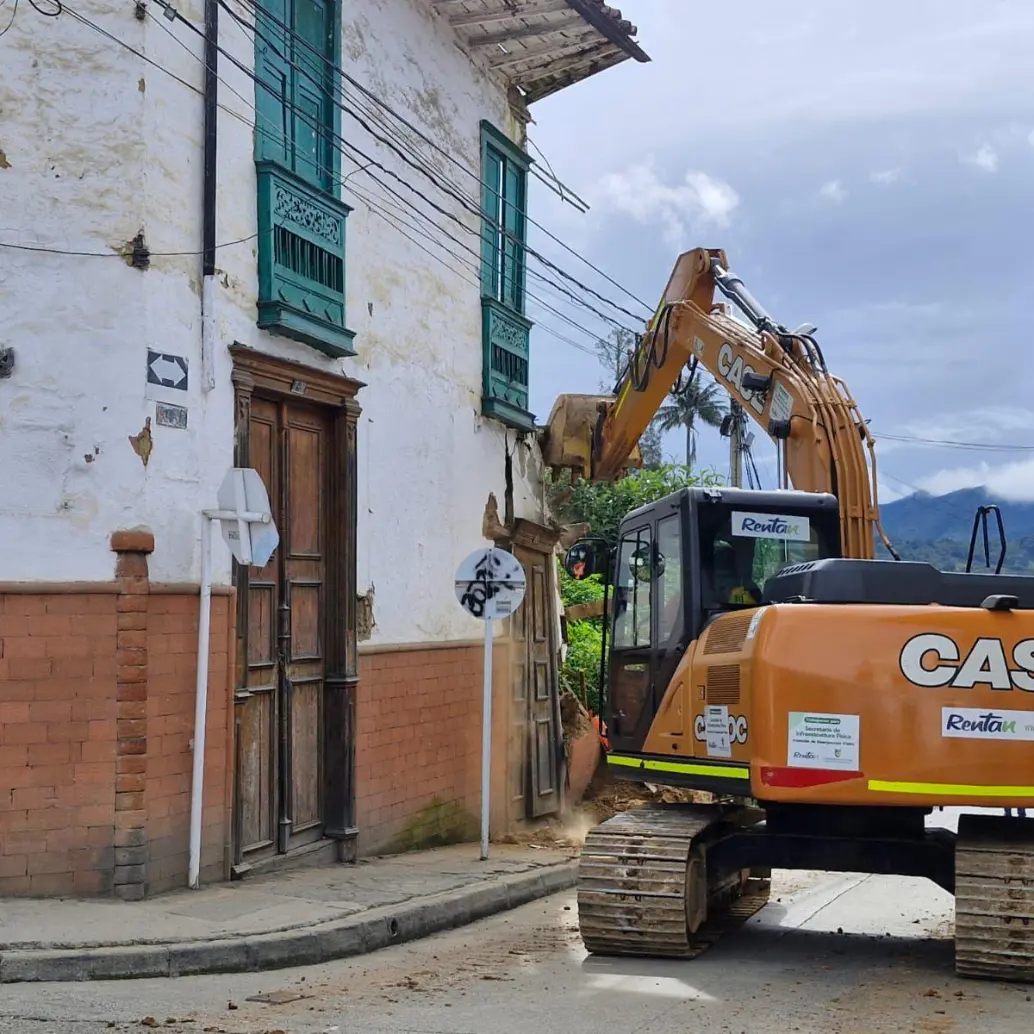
[234, 394, 330, 865]
[513, 545, 560, 818]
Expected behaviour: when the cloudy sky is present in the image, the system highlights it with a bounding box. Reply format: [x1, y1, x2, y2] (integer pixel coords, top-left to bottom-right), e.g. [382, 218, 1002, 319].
[522, 0, 1034, 518]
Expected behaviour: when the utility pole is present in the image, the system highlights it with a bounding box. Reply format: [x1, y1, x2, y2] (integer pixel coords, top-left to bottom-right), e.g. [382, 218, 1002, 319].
[728, 400, 744, 487]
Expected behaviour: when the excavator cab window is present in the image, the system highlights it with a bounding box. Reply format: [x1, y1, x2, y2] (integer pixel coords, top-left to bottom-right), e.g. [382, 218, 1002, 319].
[698, 510, 831, 612]
[605, 488, 840, 753]
[612, 527, 654, 651]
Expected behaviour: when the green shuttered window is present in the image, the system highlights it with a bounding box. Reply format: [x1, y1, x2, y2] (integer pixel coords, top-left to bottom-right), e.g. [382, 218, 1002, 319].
[253, 0, 355, 357]
[479, 121, 534, 432]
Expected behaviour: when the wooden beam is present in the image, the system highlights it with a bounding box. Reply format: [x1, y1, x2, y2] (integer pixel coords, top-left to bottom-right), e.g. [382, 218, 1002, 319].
[467, 13, 585, 48]
[563, 0, 649, 62]
[512, 39, 615, 83]
[523, 47, 628, 102]
[446, 0, 571, 31]
[488, 29, 598, 68]
[565, 599, 607, 622]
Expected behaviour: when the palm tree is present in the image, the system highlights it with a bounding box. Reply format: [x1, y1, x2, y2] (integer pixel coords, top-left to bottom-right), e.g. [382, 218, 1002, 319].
[653, 371, 728, 467]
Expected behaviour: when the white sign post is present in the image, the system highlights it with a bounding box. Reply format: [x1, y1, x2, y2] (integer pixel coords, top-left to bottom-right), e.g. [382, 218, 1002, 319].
[189, 468, 280, 890]
[454, 547, 526, 861]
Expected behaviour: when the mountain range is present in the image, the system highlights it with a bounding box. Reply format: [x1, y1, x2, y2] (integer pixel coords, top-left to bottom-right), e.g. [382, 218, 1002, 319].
[875, 486, 1034, 574]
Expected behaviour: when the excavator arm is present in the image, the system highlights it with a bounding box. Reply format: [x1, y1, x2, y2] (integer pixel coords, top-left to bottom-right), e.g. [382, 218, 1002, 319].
[541, 247, 896, 560]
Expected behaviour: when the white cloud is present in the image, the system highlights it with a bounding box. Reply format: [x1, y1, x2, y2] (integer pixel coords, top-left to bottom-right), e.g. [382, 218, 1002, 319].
[894, 406, 1034, 445]
[1029, 129, 1034, 147]
[593, 159, 740, 247]
[915, 455, 1034, 500]
[876, 479, 908, 504]
[819, 179, 847, 203]
[963, 143, 999, 171]
[870, 168, 900, 184]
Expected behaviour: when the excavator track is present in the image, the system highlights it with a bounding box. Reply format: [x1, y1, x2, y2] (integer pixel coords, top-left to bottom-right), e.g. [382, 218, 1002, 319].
[955, 813, 1034, 983]
[576, 804, 770, 959]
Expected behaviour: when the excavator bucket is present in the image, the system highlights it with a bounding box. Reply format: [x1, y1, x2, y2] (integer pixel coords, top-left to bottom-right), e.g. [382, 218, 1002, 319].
[540, 394, 608, 481]
[539, 393, 641, 482]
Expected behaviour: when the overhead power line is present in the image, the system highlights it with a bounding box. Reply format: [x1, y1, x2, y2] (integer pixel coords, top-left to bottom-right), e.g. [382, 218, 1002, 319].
[211, 0, 651, 325]
[223, 0, 651, 316]
[874, 432, 1034, 453]
[0, 234, 257, 257]
[23, 1, 623, 357]
[350, 181, 597, 358]
[342, 177, 600, 354]
[147, 0, 642, 335]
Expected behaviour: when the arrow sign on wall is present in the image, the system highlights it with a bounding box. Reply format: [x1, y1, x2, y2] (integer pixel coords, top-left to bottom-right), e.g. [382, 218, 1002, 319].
[147, 350, 189, 391]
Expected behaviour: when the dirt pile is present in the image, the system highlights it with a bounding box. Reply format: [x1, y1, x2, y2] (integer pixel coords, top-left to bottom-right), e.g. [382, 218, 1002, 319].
[559, 691, 595, 741]
[579, 764, 709, 820]
[495, 762, 710, 853]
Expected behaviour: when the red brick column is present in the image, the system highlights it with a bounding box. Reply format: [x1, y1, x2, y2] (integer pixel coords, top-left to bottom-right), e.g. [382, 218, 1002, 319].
[109, 529, 154, 901]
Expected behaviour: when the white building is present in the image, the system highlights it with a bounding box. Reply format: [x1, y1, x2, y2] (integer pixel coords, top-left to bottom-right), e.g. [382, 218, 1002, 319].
[0, 0, 647, 897]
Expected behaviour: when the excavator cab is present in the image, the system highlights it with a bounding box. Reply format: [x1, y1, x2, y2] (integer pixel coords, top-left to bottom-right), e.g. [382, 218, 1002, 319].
[567, 486, 841, 754]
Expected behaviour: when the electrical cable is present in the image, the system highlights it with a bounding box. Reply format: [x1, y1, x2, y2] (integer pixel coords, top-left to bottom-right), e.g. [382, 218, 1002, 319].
[874, 432, 1034, 452]
[150, 0, 641, 335]
[207, 0, 649, 327]
[526, 136, 590, 214]
[350, 182, 597, 357]
[223, 0, 651, 315]
[56, 3, 249, 126]
[0, 0, 18, 37]
[0, 234, 258, 257]
[345, 179, 601, 354]
[147, 0, 635, 343]
[26, 1, 620, 356]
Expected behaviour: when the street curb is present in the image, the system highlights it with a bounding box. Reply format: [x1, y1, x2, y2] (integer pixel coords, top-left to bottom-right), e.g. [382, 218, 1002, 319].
[0, 861, 579, 984]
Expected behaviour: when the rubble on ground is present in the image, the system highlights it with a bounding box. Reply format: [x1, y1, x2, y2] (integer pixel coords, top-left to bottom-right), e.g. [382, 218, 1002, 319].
[496, 744, 709, 852]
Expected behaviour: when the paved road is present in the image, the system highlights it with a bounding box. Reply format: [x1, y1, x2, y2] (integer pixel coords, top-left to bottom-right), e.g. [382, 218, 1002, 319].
[3, 859, 1032, 1034]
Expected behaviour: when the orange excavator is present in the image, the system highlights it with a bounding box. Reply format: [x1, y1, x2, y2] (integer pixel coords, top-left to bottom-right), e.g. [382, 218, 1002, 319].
[542, 247, 1034, 982]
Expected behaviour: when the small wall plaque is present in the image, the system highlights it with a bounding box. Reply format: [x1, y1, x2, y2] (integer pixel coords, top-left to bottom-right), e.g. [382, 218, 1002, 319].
[155, 401, 188, 429]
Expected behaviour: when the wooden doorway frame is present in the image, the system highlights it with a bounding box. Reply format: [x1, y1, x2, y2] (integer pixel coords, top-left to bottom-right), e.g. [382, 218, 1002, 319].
[498, 518, 564, 826]
[229, 344, 364, 867]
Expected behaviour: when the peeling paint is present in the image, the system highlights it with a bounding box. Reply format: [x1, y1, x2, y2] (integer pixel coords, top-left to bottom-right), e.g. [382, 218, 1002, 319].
[357, 584, 376, 641]
[119, 231, 150, 269]
[2, 0, 545, 608]
[341, 19, 368, 62]
[482, 492, 508, 541]
[128, 417, 153, 467]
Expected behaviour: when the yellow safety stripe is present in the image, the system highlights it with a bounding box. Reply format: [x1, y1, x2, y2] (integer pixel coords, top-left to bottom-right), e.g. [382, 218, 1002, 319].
[869, 779, 1034, 798]
[608, 754, 750, 780]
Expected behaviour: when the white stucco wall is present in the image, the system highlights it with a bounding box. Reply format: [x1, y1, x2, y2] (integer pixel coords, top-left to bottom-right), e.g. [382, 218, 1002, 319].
[0, 0, 549, 645]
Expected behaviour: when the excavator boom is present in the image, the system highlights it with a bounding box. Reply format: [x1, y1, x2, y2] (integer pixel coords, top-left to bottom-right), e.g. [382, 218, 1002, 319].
[542, 247, 896, 559]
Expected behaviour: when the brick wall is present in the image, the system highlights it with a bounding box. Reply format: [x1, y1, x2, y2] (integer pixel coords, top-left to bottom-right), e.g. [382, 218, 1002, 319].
[0, 572, 235, 897]
[145, 592, 232, 895]
[0, 592, 119, 896]
[356, 645, 484, 855]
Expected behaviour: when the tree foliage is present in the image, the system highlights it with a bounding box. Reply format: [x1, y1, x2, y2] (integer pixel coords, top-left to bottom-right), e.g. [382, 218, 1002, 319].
[548, 464, 724, 549]
[637, 422, 663, 469]
[552, 463, 724, 715]
[876, 536, 1034, 574]
[556, 568, 606, 712]
[594, 327, 635, 392]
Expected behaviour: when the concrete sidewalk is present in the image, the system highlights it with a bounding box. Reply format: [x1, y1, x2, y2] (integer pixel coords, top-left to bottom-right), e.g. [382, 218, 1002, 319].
[0, 843, 579, 984]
